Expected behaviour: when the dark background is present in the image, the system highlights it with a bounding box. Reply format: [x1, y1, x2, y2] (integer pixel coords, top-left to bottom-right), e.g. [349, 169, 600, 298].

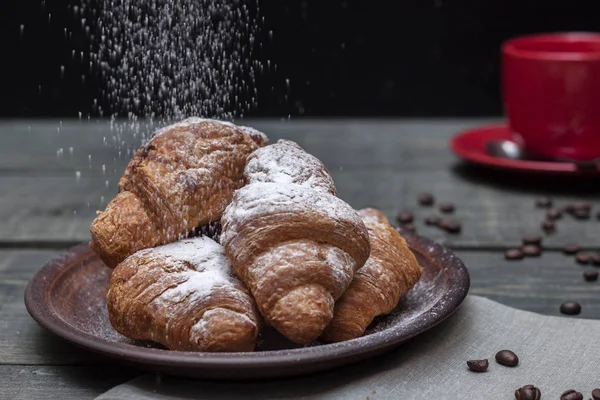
[2, 0, 600, 118]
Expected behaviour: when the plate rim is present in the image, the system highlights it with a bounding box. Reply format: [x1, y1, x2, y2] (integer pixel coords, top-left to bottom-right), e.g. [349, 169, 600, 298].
[24, 234, 470, 372]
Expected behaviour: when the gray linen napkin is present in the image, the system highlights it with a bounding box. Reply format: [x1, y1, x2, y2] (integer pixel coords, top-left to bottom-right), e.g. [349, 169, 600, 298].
[96, 295, 600, 400]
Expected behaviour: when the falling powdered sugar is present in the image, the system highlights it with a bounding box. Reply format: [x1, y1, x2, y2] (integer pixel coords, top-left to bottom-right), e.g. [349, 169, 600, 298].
[73, 0, 263, 122]
[58, 0, 268, 194]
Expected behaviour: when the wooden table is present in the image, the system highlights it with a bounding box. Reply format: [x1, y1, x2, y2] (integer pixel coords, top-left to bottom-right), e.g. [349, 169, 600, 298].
[2, 119, 600, 399]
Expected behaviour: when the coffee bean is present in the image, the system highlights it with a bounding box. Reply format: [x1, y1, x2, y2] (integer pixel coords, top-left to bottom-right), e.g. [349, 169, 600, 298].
[522, 235, 542, 246]
[417, 193, 434, 206]
[546, 208, 563, 220]
[535, 197, 553, 208]
[466, 359, 488, 372]
[592, 388, 600, 400]
[425, 215, 441, 226]
[573, 209, 591, 220]
[583, 270, 599, 282]
[515, 384, 541, 400]
[439, 202, 455, 213]
[396, 212, 414, 224]
[522, 245, 542, 257]
[592, 252, 600, 266]
[563, 243, 580, 255]
[571, 201, 591, 212]
[439, 219, 461, 233]
[575, 252, 591, 265]
[495, 350, 519, 367]
[505, 248, 524, 260]
[541, 220, 555, 233]
[560, 301, 582, 315]
[402, 223, 416, 233]
[560, 389, 583, 400]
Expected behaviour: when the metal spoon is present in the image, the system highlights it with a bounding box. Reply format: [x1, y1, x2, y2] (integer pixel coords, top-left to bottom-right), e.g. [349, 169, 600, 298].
[486, 140, 600, 170]
[485, 140, 525, 160]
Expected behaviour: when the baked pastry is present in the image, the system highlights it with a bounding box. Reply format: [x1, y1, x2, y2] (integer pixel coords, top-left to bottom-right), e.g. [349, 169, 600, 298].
[320, 208, 422, 342]
[106, 236, 261, 352]
[220, 140, 371, 344]
[90, 118, 268, 268]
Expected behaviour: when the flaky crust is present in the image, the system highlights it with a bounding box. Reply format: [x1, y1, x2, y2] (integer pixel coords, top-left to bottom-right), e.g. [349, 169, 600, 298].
[221, 140, 370, 344]
[90, 118, 268, 268]
[106, 236, 261, 352]
[320, 208, 422, 342]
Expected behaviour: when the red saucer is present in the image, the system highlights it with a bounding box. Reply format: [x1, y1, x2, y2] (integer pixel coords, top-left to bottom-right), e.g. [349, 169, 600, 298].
[450, 124, 600, 175]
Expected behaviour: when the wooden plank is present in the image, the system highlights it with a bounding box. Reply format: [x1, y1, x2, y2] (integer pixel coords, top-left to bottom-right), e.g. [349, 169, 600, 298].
[0, 365, 140, 400]
[0, 119, 307, 176]
[0, 118, 492, 175]
[456, 250, 600, 318]
[1, 118, 598, 246]
[1, 169, 599, 248]
[0, 176, 109, 244]
[2, 249, 599, 367]
[332, 169, 600, 249]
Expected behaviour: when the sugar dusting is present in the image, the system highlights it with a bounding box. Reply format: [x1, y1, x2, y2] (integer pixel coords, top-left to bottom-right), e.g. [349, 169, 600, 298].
[151, 117, 236, 139]
[142, 236, 239, 304]
[245, 140, 336, 193]
[221, 182, 364, 241]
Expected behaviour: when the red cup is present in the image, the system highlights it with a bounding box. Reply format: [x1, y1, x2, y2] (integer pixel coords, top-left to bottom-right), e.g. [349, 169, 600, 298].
[502, 32, 600, 161]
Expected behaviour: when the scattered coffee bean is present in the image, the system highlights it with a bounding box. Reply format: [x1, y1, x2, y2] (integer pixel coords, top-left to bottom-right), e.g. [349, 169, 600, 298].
[439, 219, 461, 233]
[571, 201, 591, 212]
[425, 215, 441, 226]
[466, 359, 488, 372]
[592, 252, 600, 266]
[505, 249, 524, 260]
[402, 223, 417, 233]
[522, 235, 542, 246]
[522, 245, 542, 257]
[573, 209, 591, 220]
[495, 350, 519, 367]
[592, 388, 600, 400]
[515, 384, 541, 400]
[541, 220, 555, 233]
[583, 270, 599, 282]
[560, 301, 582, 315]
[546, 208, 563, 220]
[560, 389, 583, 400]
[396, 212, 414, 224]
[575, 252, 591, 265]
[563, 243, 580, 255]
[535, 197, 553, 208]
[439, 202, 455, 213]
[417, 193, 435, 206]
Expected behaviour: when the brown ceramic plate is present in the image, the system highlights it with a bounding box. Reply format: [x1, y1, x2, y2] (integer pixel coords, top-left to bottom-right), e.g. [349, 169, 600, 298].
[24, 232, 469, 380]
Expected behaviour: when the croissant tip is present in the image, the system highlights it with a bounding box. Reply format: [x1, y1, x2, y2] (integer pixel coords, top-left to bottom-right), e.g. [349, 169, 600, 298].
[268, 284, 334, 344]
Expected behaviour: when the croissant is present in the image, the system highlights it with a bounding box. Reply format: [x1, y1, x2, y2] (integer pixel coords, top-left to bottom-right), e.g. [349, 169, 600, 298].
[220, 140, 371, 344]
[90, 118, 268, 268]
[106, 236, 261, 352]
[320, 208, 422, 342]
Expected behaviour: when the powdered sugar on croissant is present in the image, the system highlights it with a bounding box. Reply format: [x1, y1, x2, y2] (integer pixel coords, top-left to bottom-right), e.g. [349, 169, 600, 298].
[221, 140, 370, 344]
[106, 236, 261, 352]
[244, 140, 336, 192]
